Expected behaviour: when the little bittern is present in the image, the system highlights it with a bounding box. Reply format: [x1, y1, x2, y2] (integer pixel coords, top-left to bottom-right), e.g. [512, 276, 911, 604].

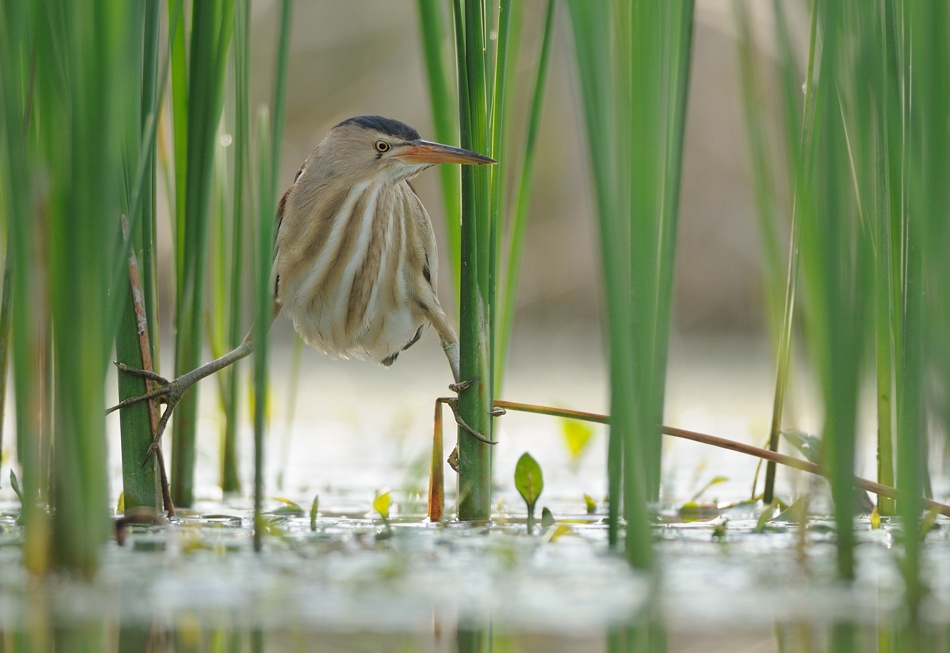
[111, 116, 495, 455]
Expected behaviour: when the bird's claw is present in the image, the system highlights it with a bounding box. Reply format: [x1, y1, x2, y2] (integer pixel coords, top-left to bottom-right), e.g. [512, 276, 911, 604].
[109, 362, 185, 467]
[449, 376, 478, 394]
[446, 398, 496, 445]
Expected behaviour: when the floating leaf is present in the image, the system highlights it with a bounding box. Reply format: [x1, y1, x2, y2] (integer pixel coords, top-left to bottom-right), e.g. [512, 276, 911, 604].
[310, 494, 319, 531]
[583, 493, 597, 514]
[271, 497, 305, 516]
[689, 475, 728, 503]
[541, 507, 556, 529]
[870, 506, 881, 530]
[560, 418, 594, 464]
[514, 452, 544, 534]
[373, 489, 392, 521]
[117, 491, 125, 513]
[677, 502, 722, 520]
[543, 524, 574, 543]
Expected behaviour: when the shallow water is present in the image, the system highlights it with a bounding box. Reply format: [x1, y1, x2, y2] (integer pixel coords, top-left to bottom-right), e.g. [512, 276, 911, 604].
[1, 332, 948, 651]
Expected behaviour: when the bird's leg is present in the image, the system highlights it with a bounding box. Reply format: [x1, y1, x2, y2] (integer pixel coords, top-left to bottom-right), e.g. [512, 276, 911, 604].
[108, 334, 256, 463]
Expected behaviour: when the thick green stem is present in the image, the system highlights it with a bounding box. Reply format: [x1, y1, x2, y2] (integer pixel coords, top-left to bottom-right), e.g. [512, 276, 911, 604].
[454, 0, 494, 521]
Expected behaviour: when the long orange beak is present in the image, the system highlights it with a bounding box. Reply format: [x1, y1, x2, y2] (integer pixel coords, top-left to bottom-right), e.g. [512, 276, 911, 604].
[395, 140, 496, 165]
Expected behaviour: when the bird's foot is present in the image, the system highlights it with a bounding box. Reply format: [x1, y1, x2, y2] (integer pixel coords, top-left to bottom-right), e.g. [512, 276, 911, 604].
[449, 376, 477, 394]
[107, 363, 190, 465]
[446, 377, 496, 446]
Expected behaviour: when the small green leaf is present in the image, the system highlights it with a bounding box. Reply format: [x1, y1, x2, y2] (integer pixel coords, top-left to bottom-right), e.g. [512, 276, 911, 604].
[373, 489, 392, 521]
[754, 501, 776, 533]
[310, 494, 319, 531]
[560, 419, 594, 463]
[541, 507, 556, 529]
[271, 497, 304, 516]
[117, 491, 125, 513]
[515, 452, 544, 534]
[10, 469, 22, 505]
[920, 504, 940, 540]
[515, 453, 543, 508]
[781, 429, 823, 465]
[773, 497, 805, 522]
[689, 475, 729, 503]
[583, 493, 597, 514]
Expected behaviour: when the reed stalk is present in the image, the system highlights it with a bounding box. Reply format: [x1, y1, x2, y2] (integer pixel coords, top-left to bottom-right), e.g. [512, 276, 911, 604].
[495, 0, 555, 391]
[902, 0, 950, 612]
[416, 0, 462, 286]
[761, 0, 819, 505]
[219, 0, 252, 495]
[30, 0, 137, 576]
[253, 107, 274, 554]
[251, 0, 292, 547]
[115, 0, 164, 512]
[565, 1, 694, 567]
[731, 0, 787, 352]
[453, 0, 496, 521]
[0, 0, 49, 574]
[171, 0, 236, 507]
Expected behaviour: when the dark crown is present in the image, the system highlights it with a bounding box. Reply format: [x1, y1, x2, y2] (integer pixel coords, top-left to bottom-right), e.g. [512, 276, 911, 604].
[336, 115, 420, 142]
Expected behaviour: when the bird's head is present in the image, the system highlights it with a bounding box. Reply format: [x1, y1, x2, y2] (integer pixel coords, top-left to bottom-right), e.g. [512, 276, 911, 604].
[324, 115, 495, 184]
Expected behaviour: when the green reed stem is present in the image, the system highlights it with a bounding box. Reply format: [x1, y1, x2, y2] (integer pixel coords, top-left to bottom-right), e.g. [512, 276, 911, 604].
[171, 0, 236, 507]
[270, 0, 294, 196]
[115, 0, 163, 512]
[495, 0, 555, 392]
[34, 0, 135, 577]
[566, 1, 693, 566]
[0, 2, 48, 573]
[169, 0, 188, 289]
[732, 0, 785, 351]
[762, 0, 819, 506]
[253, 108, 274, 554]
[416, 0, 462, 287]
[454, 0, 494, 521]
[901, 0, 950, 611]
[0, 243, 12, 478]
[221, 0, 252, 495]
[799, 0, 869, 581]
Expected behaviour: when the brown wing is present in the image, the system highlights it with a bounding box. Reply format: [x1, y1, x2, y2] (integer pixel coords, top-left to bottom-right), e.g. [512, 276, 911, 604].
[273, 160, 307, 301]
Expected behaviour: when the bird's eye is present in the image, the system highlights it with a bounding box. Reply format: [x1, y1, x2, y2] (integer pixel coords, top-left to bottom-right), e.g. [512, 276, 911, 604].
[375, 140, 390, 153]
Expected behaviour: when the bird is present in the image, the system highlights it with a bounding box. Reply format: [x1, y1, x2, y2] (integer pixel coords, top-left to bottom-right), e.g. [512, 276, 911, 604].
[110, 115, 496, 458]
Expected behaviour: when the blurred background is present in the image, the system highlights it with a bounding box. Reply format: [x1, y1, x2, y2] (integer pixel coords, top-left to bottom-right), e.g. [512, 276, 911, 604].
[243, 0, 801, 336]
[102, 0, 829, 509]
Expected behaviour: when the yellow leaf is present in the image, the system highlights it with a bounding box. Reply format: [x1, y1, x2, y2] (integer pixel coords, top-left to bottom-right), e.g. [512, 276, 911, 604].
[870, 506, 881, 530]
[373, 489, 392, 520]
[543, 524, 574, 543]
[560, 419, 594, 462]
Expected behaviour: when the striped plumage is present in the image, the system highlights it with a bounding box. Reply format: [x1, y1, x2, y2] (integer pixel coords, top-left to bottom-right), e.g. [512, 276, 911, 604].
[275, 116, 493, 381]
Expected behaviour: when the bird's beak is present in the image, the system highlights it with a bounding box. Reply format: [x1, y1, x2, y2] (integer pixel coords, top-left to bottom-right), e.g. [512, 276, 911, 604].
[395, 140, 496, 165]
